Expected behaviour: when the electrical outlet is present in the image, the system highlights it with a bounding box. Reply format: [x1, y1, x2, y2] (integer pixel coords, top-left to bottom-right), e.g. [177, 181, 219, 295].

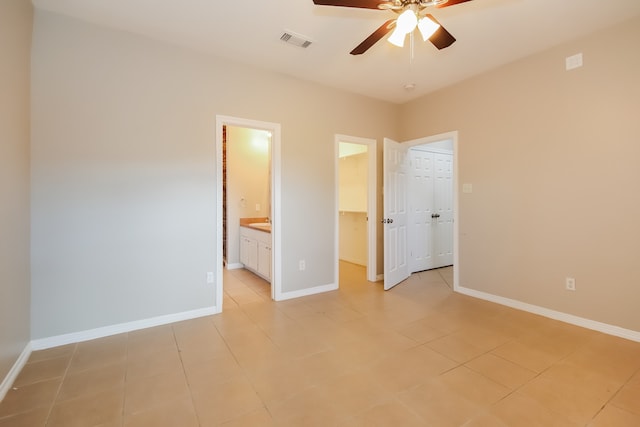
[207, 272, 214, 284]
[565, 277, 576, 291]
[299, 260, 306, 271]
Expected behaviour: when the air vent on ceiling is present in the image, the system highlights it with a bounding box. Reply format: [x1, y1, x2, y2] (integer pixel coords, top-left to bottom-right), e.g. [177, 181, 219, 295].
[280, 31, 312, 48]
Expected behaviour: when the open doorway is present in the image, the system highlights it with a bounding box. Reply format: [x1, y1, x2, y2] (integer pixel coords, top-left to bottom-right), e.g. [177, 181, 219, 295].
[335, 135, 377, 286]
[223, 126, 271, 271]
[215, 116, 282, 309]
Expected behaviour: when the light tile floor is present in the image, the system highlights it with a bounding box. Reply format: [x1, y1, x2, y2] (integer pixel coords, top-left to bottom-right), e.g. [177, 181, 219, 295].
[1, 262, 640, 426]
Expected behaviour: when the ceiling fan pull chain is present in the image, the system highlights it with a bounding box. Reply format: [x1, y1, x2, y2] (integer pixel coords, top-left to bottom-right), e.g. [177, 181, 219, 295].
[409, 31, 414, 63]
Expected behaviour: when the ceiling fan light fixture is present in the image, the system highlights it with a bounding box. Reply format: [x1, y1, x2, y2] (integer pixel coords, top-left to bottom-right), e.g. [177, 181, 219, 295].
[387, 26, 406, 47]
[312, 0, 471, 55]
[417, 16, 440, 41]
[395, 9, 418, 34]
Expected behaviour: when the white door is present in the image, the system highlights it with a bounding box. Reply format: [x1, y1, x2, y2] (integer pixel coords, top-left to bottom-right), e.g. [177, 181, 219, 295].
[433, 153, 454, 267]
[383, 138, 409, 290]
[408, 150, 435, 272]
[408, 150, 453, 272]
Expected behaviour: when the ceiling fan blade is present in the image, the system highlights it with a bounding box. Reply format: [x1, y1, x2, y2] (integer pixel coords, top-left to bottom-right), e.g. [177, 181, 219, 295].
[312, 0, 386, 9]
[350, 19, 395, 55]
[426, 14, 456, 49]
[436, 0, 473, 8]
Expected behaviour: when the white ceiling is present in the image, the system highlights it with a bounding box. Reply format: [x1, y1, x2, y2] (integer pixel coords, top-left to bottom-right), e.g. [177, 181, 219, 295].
[32, 0, 640, 104]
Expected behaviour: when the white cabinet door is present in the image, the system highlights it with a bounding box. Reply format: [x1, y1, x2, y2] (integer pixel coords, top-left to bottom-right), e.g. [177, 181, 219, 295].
[240, 236, 258, 271]
[240, 226, 271, 282]
[240, 236, 249, 265]
[258, 242, 271, 280]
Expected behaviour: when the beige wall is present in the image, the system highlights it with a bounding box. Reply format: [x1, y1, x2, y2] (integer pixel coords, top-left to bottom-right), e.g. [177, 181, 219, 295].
[339, 153, 367, 212]
[400, 16, 640, 332]
[339, 212, 368, 266]
[339, 153, 368, 266]
[30, 10, 398, 339]
[0, 0, 33, 382]
[226, 126, 270, 266]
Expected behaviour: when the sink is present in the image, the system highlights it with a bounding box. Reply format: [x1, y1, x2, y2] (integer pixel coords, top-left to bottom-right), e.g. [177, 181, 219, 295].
[249, 222, 271, 227]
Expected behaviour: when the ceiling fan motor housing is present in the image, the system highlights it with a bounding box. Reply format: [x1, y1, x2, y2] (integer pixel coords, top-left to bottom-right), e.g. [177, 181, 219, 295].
[418, 0, 449, 6]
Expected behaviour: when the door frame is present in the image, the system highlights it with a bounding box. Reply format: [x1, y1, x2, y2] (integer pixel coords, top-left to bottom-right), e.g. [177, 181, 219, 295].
[334, 134, 377, 284]
[400, 131, 459, 290]
[215, 115, 282, 307]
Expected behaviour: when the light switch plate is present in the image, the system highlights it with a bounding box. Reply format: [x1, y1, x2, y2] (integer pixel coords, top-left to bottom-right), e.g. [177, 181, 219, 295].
[463, 183, 473, 194]
[566, 53, 583, 71]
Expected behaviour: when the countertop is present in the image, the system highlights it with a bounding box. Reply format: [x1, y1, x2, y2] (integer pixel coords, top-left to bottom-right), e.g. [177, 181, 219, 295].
[239, 217, 271, 233]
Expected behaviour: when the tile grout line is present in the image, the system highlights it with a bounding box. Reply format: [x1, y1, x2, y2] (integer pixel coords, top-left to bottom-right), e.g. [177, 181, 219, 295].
[43, 343, 78, 426]
[210, 296, 276, 425]
[172, 323, 206, 427]
[589, 364, 640, 423]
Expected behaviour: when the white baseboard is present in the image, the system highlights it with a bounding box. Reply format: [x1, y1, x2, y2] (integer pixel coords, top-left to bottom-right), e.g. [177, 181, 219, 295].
[0, 342, 32, 402]
[456, 286, 640, 343]
[338, 258, 366, 268]
[226, 263, 244, 270]
[276, 283, 338, 301]
[31, 305, 220, 351]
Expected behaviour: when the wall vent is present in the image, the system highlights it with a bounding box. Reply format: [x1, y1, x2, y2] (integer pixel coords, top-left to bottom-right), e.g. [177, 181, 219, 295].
[280, 31, 312, 48]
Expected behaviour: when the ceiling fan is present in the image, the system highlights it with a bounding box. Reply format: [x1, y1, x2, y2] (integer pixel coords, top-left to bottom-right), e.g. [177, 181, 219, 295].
[312, 0, 473, 55]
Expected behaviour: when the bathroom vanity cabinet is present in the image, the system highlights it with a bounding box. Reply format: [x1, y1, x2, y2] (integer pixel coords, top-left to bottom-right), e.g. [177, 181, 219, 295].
[239, 226, 271, 282]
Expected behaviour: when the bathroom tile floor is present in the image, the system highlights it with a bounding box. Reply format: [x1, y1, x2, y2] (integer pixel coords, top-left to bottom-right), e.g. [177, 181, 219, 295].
[2, 262, 640, 426]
